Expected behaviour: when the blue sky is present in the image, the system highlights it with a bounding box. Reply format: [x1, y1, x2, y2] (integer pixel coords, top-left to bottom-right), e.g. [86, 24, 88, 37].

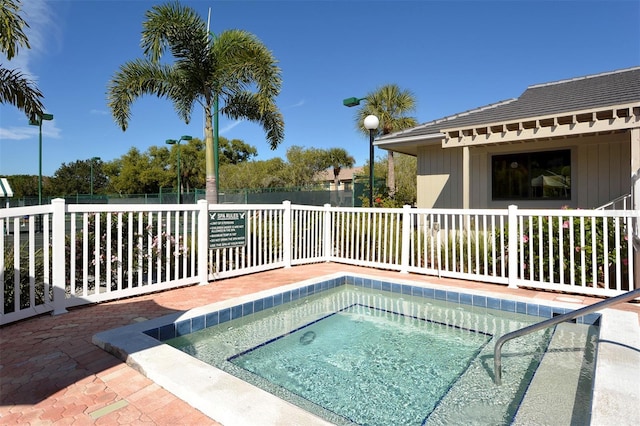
[1, 0, 639, 176]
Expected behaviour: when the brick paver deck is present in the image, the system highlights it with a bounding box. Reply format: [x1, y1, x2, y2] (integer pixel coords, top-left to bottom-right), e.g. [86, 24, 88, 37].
[1, 263, 638, 425]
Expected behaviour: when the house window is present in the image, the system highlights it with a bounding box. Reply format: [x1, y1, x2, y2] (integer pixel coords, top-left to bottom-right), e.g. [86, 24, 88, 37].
[492, 150, 571, 200]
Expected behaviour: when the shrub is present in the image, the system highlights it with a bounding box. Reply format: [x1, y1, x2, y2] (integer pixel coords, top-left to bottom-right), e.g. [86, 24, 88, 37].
[498, 210, 629, 289]
[3, 243, 48, 314]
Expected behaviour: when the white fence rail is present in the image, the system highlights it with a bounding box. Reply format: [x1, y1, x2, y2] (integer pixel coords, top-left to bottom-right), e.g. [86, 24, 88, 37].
[1, 200, 637, 325]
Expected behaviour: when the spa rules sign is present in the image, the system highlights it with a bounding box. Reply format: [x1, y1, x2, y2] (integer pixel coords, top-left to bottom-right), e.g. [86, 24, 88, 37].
[208, 211, 247, 249]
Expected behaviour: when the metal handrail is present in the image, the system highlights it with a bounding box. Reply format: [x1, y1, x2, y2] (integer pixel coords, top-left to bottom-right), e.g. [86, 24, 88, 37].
[494, 287, 640, 385]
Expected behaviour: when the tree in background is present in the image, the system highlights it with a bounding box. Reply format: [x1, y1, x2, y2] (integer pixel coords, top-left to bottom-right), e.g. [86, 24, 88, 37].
[49, 159, 108, 196]
[325, 147, 355, 205]
[282, 146, 332, 187]
[356, 84, 417, 197]
[326, 148, 355, 189]
[220, 158, 287, 191]
[0, 174, 37, 197]
[0, 0, 45, 119]
[166, 137, 205, 194]
[220, 138, 258, 165]
[380, 153, 417, 207]
[106, 147, 173, 195]
[3, 140, 359, 200]
[107, 2, 284, 204]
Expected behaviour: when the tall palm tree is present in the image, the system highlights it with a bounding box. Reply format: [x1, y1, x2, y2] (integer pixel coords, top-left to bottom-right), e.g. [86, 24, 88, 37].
[0, 0, 45, 119]
[107, 2, 284, 204]
[356, 84, 417, 197]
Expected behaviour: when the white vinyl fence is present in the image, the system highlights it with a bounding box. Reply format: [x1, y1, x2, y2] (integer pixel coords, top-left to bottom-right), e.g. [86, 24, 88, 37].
[1, 199, 637, 325]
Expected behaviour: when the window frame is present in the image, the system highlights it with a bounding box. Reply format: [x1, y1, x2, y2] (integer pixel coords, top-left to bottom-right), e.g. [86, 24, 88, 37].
[491, 149, 571, 201]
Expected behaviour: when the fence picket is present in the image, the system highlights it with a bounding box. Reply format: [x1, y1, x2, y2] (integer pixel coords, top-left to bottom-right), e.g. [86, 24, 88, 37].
[1, 200, 637, 325]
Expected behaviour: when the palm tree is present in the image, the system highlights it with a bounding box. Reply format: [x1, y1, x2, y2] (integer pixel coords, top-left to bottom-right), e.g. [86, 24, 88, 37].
[0, 0, 45, 119]
[107, 2, 284, 204]
[326, 147, 355, 189]
[326, 147, 355, 206]
[356, 84, 417, 197]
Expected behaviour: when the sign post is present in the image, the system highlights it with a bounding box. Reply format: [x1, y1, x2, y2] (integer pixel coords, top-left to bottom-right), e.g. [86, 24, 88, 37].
[208, 211, 247, 249]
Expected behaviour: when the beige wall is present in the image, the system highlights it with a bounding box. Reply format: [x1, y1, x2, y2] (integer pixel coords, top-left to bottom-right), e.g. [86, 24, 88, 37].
[416, 144, 463, 208]
[416, 132, 631, 209]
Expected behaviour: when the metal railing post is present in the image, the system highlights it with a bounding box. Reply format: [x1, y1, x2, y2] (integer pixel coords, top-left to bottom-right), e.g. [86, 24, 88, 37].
[494, 286, 640, 385]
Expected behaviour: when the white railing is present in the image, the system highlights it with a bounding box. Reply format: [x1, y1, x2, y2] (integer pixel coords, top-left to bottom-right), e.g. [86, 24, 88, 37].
[512, 207, 636, 295]
[597, 193, 632, 210]
[1, 200, 637, 325]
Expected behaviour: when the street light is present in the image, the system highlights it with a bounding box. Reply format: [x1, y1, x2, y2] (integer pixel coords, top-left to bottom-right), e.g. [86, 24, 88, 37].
[343, 96, 379, 206]
[165, 135, 192, 203]
[343, 97, 365, 107]
[90, 157, 100, 199]
[28, 113, 54, 204]
[364, 115, 379, 207]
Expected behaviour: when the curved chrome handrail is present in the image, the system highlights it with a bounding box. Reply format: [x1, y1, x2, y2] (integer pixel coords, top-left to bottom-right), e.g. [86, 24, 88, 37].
[494, 287, 640, 385]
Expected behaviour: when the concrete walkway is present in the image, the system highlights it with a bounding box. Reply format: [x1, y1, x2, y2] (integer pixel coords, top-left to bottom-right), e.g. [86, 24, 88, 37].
[1, 263, 638, 425]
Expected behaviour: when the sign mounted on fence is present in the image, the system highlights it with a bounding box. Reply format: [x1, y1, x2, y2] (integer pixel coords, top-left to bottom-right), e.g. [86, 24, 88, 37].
[208, 211, 247, 249]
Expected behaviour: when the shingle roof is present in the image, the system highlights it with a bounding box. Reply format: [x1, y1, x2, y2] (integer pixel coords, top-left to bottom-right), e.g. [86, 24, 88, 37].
[377, 66, 640, 142]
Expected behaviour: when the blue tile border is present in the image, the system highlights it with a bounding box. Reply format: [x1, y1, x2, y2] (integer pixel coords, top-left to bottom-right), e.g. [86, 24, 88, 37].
[145, 275, 601, 342]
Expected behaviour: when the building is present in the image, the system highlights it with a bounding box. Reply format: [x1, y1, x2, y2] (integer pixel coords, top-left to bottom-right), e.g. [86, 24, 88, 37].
[375, 67, 640, 209]
[315, 166, 364, 191]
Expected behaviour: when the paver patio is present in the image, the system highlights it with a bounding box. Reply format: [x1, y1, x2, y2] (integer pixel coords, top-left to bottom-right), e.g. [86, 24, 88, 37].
[1, 263, 638, 425]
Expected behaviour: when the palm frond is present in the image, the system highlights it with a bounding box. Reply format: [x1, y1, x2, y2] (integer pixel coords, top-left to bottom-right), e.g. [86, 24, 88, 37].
[0, 65, 44, 118]
[213, 29, 282, 107]
[141, 1, 209, 64]
[0, 0, 30, 60]
[222, 91, 284, 149]
[106, 59, 175, 131]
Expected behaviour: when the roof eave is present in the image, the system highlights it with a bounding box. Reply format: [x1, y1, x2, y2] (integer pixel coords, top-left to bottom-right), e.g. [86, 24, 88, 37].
[374, 133, 444, 156]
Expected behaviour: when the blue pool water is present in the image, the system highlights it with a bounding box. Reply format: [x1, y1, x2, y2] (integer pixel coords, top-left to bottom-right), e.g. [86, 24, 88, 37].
[229, 304, 493, 425]
[164, 278, 597, 425]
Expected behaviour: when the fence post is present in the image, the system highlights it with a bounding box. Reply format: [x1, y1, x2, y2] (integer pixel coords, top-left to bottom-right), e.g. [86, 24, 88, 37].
[400, 205, 412, 274]
[508, 204, 518, 288]
[51, 198, 68, 315]
[323, 203, 332, 262]
[197, 200, 209, 285]
[283, 201, 292, 268]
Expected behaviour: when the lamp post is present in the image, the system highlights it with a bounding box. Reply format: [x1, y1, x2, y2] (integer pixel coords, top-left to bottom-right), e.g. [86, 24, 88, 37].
[343, 97, 365, 107]
[364, 115, 379, 207]
[90, 157, 100, 199]
[28, 113, 54, 204]
[343, 96, 380, 207]
[165, 135, 192, 203]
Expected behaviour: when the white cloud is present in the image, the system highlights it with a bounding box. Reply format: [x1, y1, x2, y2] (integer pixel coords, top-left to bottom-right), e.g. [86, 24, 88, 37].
[0, 126, 37, 140]
[90, 109, 109, 116]
[10, 0, 59, 81]
[0, 122, 61, 141]
[287, 99, 305, 108]
[220, 119, 245, 134]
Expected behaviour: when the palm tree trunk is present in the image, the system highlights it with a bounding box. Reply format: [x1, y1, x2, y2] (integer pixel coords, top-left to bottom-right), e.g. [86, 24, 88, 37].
[387, 151, 395, 197]
[204, 104, 218, 204]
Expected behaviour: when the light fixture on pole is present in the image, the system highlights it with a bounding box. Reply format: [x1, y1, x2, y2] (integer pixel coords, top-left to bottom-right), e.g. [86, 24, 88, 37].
[343, 97, 365, 107]
[90, 157, 100, 199]
[364, 115, 379, 208]
[165, 135, 192, 203]
[28, 113, 54, 205]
